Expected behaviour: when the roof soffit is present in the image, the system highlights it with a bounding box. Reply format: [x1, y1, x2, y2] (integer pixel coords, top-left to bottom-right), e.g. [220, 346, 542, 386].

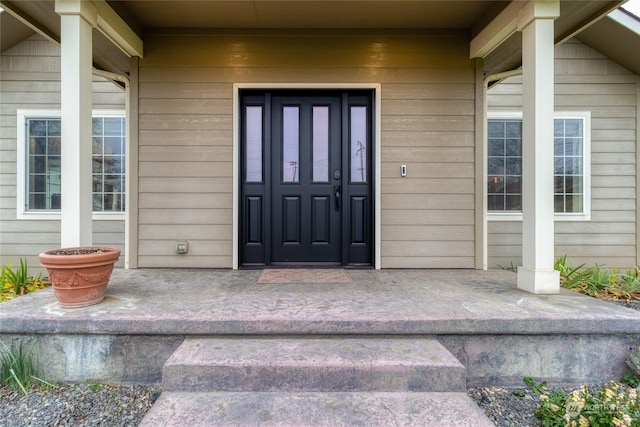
[0, 1, 632, 77]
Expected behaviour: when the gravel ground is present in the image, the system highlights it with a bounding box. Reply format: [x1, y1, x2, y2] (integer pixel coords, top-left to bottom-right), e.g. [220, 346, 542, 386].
[0, 298, 637, 427]
[0, 384, 160, 427]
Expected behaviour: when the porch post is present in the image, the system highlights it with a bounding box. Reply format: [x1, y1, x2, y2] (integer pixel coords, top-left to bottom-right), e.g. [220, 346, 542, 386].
[516, 0, 560, 294]
[55, 0, 97, 247]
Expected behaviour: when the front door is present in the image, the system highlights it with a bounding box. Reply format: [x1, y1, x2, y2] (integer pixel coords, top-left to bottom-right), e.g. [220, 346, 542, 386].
[240, 90, 373, 267]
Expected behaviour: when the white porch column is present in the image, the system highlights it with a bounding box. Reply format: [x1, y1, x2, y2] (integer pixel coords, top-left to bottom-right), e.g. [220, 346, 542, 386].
[516, 1, 560, 294]
[55, 0, 97, 247]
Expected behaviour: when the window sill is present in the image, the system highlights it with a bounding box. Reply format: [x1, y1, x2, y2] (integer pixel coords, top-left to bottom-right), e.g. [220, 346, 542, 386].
[488, 212, 591, 222]
[17, 212, 125, 221]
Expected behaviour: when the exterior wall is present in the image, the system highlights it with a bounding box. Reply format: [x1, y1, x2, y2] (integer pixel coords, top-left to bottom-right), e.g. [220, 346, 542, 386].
[0, 35, 126, 271]
[136, 30, 477, 268]
[488, 39, 639, 269]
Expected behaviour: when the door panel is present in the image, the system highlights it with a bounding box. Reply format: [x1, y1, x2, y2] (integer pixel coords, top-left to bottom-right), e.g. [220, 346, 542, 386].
[271, 95, 342, 263]
[240, 90, 373, 266]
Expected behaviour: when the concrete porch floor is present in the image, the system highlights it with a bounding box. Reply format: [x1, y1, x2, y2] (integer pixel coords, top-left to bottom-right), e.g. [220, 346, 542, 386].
[1, 268, 640, 387]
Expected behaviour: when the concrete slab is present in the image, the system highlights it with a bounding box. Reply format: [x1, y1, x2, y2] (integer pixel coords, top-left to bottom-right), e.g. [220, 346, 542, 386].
[163, 337, 465, 392]
[1, 269, 639, 386]
[139, 391, 494, 427]
[1, 269, 638, 335]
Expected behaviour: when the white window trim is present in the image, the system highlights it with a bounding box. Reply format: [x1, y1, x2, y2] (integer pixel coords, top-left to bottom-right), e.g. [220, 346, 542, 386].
[16, 109, 126, 221]
[486, 111, 591, 222]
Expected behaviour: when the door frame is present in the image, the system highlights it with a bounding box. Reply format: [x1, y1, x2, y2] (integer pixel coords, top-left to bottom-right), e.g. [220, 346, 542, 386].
[232, 83, 382, 269]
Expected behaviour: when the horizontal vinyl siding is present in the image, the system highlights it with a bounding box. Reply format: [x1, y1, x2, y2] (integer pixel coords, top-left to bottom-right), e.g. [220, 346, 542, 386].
[0, 35, 126, 271]
[138, 30, 476, 268]
[487, 39, 638, 269]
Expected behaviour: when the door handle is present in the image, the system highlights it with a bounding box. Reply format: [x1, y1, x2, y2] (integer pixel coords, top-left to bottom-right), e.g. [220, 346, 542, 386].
[334, 185, 341, 211]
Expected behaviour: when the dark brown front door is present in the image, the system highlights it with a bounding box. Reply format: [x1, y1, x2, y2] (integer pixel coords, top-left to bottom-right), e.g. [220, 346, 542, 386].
[240, 90, 373, 267]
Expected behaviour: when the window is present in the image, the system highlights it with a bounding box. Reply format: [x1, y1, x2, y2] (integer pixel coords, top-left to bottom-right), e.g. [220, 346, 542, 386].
[487, 120, 522, 211]
[487, 112, 590, 221]
[17, 110, 126, 220]
[92, 116, 126, 213]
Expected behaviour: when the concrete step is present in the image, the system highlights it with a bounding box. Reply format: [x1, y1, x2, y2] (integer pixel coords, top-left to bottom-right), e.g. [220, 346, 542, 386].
[162, 337, 466, 392]
[139, 391, 495, 427]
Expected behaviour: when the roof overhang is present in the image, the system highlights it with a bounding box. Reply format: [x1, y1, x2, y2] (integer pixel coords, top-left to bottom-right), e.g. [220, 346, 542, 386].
[471, 0, 626, 76]
[0, 0, 630, 76]
[576, 8, 640, 75]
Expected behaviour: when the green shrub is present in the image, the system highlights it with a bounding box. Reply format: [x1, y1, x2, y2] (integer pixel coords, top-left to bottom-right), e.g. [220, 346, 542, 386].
[525, 378, 640, 427]
[0, 259, 50, 302]
[0, 340, 40, 395]
[502, 255, 640, 300]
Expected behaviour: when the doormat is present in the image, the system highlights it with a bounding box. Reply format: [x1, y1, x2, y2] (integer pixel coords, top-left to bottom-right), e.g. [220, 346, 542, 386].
[257, 269, 352, 284]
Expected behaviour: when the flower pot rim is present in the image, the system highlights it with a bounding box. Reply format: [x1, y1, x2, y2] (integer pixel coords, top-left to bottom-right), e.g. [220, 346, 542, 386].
[40, 246, 120, 256]
[39, 246, 121, 269]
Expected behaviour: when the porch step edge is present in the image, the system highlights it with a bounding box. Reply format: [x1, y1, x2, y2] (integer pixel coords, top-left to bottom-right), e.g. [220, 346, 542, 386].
[139, 391, 494, 427]
[162, 337, 466, 392]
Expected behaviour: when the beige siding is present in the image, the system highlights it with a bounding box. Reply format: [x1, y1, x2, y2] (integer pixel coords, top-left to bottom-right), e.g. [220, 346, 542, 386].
[0, 35, 126, 271]
[138, 30, 476, 268]
[488, 39, 638, 269]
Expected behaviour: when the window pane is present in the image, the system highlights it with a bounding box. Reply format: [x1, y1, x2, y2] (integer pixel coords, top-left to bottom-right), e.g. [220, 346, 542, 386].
[488, 139, 504, 156]
[32, 137, 46, 155]
[282, 106, 299, 183]
[245, 106, 263, 183]
[488, 157, 504, 175]
[505, 195, 522, 210]
[26, 118, 61, 211]
[487, 176, 504, 193]
[93, 119, 103, 135]
[565, 175, 582, 193]
[105, 156, 123, 173]
[505, 139, 521, 156]
[487, 120, 522, 212]
[47, 120, 61, 136]
[565, 138, 582, 156]
[553, 118, 584, 213]
[554, 175, 565, 193]
[29, 120, 47, 136]
[48, 137, 61, 155]
[488, 194, 504, 210]
[505, 157, 521, 175]
[565, 156, 582, 175]
[93, 194, 103, 211]
[104, 137, 123, 155]
[505, 121, 522, 138]
[104, 117, 123, 135]
[554, 195, 565, 212]
[564, 119, 583, 137]
[312, 106, 329, 182]
[93, 156, 104, 173]
[487, 122, 504, 138]
[350, 106, 367, 183]
[564, 195, 583, 213]
[554, 157, 564, 174]
[505, 176, 521, 193]
[91, 116, 127, 212]
[554, 138, 564, 155]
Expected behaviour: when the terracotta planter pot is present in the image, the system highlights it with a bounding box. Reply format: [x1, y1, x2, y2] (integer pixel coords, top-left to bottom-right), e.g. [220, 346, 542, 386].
[39, 246, 120, 308]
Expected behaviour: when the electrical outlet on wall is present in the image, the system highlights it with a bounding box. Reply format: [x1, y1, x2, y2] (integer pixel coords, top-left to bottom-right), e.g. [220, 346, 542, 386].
[175, 240, 188, 254]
